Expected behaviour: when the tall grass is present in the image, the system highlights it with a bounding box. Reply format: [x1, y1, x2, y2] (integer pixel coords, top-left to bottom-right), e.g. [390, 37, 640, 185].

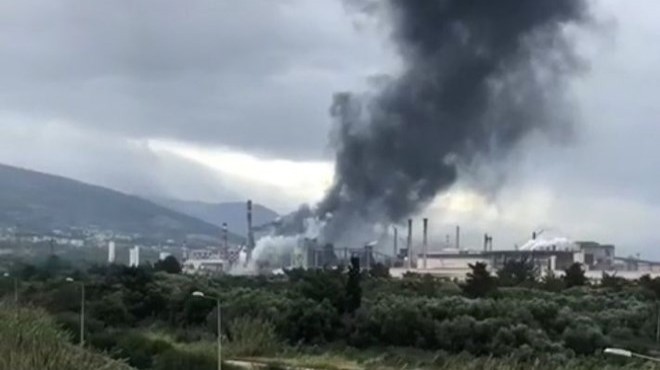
[0, 302, 131, 370]
[225, 316, 280, 358]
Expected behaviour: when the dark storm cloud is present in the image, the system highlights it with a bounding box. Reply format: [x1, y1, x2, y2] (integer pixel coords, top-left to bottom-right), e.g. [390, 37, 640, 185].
[315, 0, 588, 243]
[0, 0, 384, 159]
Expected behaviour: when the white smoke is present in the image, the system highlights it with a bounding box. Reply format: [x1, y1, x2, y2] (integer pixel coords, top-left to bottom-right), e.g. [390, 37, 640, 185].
[519, 236, 576, 251]
[237, 216, 328, 273]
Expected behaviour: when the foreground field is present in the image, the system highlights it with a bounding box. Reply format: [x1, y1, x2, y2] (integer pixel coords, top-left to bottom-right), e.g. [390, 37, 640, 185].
[4, 257, 660, 369]
[0, 303, 131, 370]
[1, 302, 656, 370]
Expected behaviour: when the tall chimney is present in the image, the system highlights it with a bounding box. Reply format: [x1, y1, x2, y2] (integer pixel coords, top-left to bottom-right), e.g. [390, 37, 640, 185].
[484, 234, 488, 252]
[246, 200, 255, 264]
[222, 222, 228, 259]
[407, 218, 413, 269]
[455, 225, 460, 250]
[393, 226, 398, 257]
[422, 218, 428, 269]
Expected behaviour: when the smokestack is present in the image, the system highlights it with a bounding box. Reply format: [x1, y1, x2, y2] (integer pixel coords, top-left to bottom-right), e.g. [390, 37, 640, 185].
[422, 218, 428, 269]
[222, 222, 228, 259]
[406, 218, 412, 269]
[246, 200, 255, 264]
[455, 225, 460, 250]
[484, 234, 488, 252]
[533, 232, 537, 240]
[392, 226, 398, 257]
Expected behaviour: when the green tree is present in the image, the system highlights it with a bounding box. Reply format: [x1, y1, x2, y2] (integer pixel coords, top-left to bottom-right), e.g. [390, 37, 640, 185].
[540, 270, 564, 292]
[289, 268, 346, 312]
[345, 256, 362, 314]
[638, 274, 660, 298]
[562, 324, 607, 355]
[89, 291, 132, 326]
[462, 262, 496, 298]
[497, 257, 537, 286]
[563, 263, 587, 288]
[154, 256, 182, 274]
[369, 263, 390, 279]
[600, 272, 628, 290]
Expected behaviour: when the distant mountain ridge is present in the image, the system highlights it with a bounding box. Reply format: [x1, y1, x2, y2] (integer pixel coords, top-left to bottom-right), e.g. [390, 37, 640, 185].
[0, 163, 236, 240]
[150, 197, 279, 237]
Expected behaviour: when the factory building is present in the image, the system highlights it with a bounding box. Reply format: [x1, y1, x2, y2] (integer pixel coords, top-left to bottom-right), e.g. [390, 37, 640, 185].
[129, 246, 140, 267]
[384, 219, 659, 280]
[391, 238, 658, 280]
[182, 259, 225, 275]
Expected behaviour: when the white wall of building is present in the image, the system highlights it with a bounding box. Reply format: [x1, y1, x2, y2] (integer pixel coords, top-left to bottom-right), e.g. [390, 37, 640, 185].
[129, 246, 140, 267]
[108, 241, 116, 263]
[423, 255, 488, 270]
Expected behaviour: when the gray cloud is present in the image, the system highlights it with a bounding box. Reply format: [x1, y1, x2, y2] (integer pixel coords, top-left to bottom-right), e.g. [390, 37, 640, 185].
[0, 119, 239, 201]
[0, 0, 390, 159]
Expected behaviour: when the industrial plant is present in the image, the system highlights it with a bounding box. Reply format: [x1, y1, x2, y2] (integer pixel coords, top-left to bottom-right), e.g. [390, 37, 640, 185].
[173, 201, 660, 281]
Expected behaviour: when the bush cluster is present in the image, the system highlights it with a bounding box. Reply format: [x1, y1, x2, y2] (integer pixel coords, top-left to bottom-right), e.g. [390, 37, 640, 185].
[5, 257, 660, 369]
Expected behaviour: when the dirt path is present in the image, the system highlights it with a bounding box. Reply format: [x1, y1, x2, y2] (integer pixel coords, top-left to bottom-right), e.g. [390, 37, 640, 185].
[226, 358, 364, 370]
[225, 359, 317, 369]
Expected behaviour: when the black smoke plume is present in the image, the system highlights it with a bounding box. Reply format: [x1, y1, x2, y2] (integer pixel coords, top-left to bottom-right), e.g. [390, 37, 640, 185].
[307, 0, 590, 244]
[264, 0, 589, 248]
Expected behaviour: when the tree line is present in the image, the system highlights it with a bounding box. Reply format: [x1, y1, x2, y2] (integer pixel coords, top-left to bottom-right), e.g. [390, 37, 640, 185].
[2, 254, 660, 369]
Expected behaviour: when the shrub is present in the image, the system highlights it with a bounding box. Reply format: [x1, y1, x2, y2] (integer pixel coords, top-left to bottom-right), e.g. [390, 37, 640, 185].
[115, 331, 173, 369]
[225, 316, 279, 357]
[462, 262, 497, 298]
[154, 256, 182, 274]
[564, 263, 587, 288]
[0, 303, 131, 370]
[497, 257, 538, 287]
[152, 345, 215, 370]
[562, 324, 608, 355]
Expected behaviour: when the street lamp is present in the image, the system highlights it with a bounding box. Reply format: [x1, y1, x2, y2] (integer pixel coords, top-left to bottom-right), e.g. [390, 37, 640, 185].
[604, 347, 660, 362]
[192, 291, 221, 370]
[66, 277, 85, 347]
[3, 272, 17, 303]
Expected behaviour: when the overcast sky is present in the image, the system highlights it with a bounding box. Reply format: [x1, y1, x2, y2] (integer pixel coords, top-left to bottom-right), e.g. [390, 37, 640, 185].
[1, 0, 660, 257]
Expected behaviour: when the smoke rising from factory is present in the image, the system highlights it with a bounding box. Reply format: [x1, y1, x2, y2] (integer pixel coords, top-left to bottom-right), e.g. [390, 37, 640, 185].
[253, 0, 591, 265]
[313, 0, 589, 245]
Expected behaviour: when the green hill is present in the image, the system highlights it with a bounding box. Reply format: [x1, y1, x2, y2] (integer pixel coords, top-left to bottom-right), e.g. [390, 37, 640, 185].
[0, 163, 230, 239]
[150, 197, 279, 237]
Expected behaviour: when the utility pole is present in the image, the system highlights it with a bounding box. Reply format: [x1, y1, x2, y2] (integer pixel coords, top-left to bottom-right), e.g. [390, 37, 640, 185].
[65, 277, 84, 346]
[193, 292, 222, 370]
[392, 226, 398, 257]
[656, 302, 660, 344]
